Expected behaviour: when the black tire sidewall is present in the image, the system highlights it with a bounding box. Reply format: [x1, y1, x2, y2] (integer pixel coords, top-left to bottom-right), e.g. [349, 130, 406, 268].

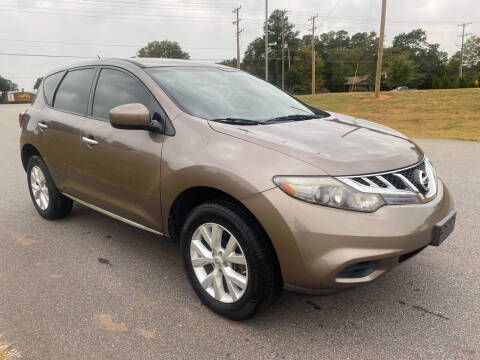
[181, 203, 263, 319]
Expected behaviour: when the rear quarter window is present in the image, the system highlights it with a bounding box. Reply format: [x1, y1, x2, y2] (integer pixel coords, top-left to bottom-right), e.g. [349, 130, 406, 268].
[42, 71, 64, 106]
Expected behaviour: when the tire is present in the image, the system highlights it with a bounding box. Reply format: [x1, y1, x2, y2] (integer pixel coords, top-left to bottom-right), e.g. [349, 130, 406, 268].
[27, 155, 73, 220]
[181, 200, 281, 320]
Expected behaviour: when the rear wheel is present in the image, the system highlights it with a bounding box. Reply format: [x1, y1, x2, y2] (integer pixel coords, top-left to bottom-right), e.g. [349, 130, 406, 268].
[181, 200, 281, 320]
[27, 155, 73, 220]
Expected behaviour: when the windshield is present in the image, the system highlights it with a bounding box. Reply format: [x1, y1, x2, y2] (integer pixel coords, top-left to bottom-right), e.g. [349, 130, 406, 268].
[146, 67, 316, 122]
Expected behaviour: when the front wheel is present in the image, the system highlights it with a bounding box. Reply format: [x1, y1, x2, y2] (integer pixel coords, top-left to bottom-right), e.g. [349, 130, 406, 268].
[181, 200, 281, 320]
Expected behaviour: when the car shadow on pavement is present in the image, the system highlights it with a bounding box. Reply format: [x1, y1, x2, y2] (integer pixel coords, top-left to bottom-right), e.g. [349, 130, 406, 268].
[54, 202, 464, 356]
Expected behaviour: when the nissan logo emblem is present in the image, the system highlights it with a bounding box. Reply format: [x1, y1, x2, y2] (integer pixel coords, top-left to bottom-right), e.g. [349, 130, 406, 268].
[413, 169, 430, 192]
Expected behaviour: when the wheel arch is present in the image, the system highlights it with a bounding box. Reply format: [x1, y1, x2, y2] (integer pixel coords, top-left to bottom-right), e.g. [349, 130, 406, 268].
[167, 186, 283, 285]
[21, 143, 41, 171]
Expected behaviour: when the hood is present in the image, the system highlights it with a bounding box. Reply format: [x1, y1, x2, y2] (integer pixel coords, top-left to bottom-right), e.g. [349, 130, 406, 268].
[208, 112, 423, 176]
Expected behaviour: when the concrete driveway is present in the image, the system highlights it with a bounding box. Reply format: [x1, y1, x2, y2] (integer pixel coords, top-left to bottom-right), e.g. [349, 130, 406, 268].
[1, 104, 479, 359]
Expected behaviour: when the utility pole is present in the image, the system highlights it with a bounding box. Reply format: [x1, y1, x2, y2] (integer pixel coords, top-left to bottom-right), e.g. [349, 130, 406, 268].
[232, 6, 242, 69]
[281, 12, 288, 90]
[458, 22, 471, 78]
[309, 15, 318, 94]
[281, 32, 285, 89]
[374, 0, 387, 98]
[287, 45, 291, 68]
[265, 0, 268, 81]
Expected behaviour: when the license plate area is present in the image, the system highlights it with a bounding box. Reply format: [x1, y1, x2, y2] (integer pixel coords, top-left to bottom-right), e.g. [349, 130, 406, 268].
[430, 210, 456, 246]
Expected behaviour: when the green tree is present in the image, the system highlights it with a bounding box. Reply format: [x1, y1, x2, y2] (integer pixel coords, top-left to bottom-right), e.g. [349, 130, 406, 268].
[446, 51, 461, 81]
[456, 76, 471, 88]
[385, 53, 417, 89]
[241, 37, 267, 79]
[439, 73, 453, 89]
[242, 10, 301, 87]
[266, 10, 301, 87]
[137, 40, 189, 59]
[322, 48, 351, 92]
[285, 47, 324, 94]
[0, 75, 18, 92]
[33, 77, 43, 90]
[391, 29, 447, 88]
[218, 59, 237, 68]
[432, 77, 441, 89]
[463, 36, 480, 80]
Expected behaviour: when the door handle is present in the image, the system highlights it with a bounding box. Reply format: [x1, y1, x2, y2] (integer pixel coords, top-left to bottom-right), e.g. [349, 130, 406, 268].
[38, 122, 48, 129]
[82, 136, 99, 147]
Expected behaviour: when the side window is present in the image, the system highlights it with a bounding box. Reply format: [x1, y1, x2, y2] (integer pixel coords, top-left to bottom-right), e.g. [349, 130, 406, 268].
[92, 68, 160, 121]
[43, 71, 64, 106]
[54, 68, 96, 115]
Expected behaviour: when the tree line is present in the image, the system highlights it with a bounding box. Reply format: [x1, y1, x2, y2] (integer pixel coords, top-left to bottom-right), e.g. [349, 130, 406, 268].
[136, 10, 480, 94]
[2, 9, 479, 94]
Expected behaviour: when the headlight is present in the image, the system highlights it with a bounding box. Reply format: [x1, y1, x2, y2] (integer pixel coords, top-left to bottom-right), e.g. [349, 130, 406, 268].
[273, 176, 385, 212]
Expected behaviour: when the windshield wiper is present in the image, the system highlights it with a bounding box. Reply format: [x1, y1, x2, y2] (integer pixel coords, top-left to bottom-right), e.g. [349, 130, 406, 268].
[265, 114, 320, 123]
[210, 118, 263, 126]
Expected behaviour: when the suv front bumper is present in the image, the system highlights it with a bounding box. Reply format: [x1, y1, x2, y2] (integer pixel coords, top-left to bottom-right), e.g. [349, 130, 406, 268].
[242, 178, 454, 292]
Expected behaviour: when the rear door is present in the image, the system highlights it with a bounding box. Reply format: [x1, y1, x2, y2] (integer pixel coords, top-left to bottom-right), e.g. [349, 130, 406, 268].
[41, 67, 96, 199]
[80, 67, 165, 232]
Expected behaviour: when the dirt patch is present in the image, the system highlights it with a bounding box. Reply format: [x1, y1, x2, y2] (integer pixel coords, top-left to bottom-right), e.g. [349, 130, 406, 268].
[134, 328, 155, 339]
[0, 334, 20, 360]
[96, 314, 127, 332]
[0, 222, 37, 246]
[361, 94, 391, 101]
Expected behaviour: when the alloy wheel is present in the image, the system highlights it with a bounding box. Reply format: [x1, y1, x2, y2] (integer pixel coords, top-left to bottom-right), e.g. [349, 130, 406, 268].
[190, 223, 248, 303]
[30, 165, 49, 210]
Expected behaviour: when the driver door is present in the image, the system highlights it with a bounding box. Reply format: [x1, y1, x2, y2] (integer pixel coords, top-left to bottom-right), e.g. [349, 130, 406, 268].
[79, 67, 167, 232]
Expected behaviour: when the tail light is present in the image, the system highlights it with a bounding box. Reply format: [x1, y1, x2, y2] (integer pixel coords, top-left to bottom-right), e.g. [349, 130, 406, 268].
[19, 111, 27, 128]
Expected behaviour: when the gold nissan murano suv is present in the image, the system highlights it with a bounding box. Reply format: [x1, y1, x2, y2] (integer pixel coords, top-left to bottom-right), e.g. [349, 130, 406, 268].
[19, 58, 456, 320]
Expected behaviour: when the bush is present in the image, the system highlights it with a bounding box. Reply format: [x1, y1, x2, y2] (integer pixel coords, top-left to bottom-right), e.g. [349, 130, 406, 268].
[457, 76, 470, 88]
[432, 77, 441, 89]
[439, 74, 453, 89]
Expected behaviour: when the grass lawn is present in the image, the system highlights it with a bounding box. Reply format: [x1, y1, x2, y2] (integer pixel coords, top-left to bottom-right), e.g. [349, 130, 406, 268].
[298, 88, 480, 141]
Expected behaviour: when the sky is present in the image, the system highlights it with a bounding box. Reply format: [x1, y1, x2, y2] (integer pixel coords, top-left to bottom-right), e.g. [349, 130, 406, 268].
[1, 0, 479, 91]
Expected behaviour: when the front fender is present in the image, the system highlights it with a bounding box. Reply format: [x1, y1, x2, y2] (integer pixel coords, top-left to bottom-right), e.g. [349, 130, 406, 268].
[160, 114, 325, 232]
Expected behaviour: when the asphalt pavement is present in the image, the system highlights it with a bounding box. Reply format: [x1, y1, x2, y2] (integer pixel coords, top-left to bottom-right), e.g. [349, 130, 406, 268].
[1, 104, 479, 359]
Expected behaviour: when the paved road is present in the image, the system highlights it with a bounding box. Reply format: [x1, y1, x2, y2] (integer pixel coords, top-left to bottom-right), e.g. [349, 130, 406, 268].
[1, 104, 479, 360]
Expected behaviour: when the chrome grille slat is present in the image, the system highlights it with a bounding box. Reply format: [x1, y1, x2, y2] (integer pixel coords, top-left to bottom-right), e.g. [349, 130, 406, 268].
[375, 175, 395, 189]
[336, 158, 437, 204]
[361, 177, 380, 187]
[393, 173, 420, 193]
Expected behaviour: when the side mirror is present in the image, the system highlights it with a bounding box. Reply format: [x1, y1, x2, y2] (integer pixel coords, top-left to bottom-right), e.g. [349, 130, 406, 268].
[109, 103, 162, 132]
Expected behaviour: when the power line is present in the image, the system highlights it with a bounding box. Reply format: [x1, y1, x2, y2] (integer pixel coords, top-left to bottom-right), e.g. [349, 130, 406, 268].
[0, 6, 236, 23]
[0, 52, 95, 59]
[0, 52, 253, 61]
[0, 38, 238, 50]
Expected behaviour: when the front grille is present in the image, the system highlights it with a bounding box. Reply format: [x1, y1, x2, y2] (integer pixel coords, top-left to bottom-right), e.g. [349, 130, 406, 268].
[337, 158, 437, 202]
[336, 261, 378, 279]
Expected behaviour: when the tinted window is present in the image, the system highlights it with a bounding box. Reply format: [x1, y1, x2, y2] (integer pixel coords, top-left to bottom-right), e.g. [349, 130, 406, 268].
[146, 67, 314, 122]
[92, 68, 158, 120]
[43, 72, 64, 106]
[54, 68, 95, 114]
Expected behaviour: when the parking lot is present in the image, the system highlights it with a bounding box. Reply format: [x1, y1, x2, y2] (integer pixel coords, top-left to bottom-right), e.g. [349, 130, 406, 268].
[1, 103, 479, 359]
